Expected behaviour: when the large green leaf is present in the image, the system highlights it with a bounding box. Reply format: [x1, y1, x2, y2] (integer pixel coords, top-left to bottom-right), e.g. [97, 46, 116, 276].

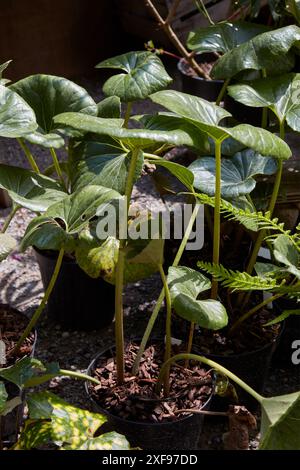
[189, 149, 277, 198]
[167, 266, 228, 329]
[54, 112, 208, 151]
[0, 233, 17, 261]
[0, 84, 37, 137]
[21, 185, 121, 252]
[228, 73, 300, 130]
[260, 392, 300, 449]
[96, 51, 172, 102]
[150, 90, 291, 159]
[0, 164, 66, 212]
[97, 96, 121, 118]
[273, 234, 300, 279]
[138, 113, 210, 153]
[70, 140, 144, 194]
[10, 74, 98, 148]
[212, 25, 300, 79]
[187, 21, 269, 54]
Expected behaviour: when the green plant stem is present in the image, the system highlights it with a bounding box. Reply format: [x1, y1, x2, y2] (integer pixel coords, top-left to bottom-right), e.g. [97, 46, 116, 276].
[1, 204, 20, 233]
[132, 203, 201, 374]
[156, 353, 263, 403]
[211, 140, 222, 300]
[261, 69, 268, 128]
[238, 120, 286, 310]
[12, 248, 64, 355]
[59, 369, 101, 386]
[17, 138, 40, 174]
[185, 322, 195, 368]
[158, 264, 172, 397]
[123, 102, 132, 128]
[230, 292, 283, 334]
[195, 0, 215, 25]
[216, 78, 230, 106]
[50, 148, 66, 190]
[115, 148, 141, 384]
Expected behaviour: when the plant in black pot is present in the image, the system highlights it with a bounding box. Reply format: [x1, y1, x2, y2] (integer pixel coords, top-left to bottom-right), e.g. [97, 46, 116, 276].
[129, 88, 292, 409]
[52, 52, 234, 450]
[0, 73, 126, 330]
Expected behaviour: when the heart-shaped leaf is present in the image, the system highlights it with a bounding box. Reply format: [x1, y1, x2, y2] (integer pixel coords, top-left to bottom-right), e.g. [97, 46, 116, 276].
[228, 73, 300, 130]
[54, 112, 208, 151]
[0, 85, 37, 137]
[273, 234, 300, 279]
[0, 164, 66, 212]
[189, 149, 277, 198]
[187, 21, 269, 54]
[96, 51, 172, 102]
[167, 266, 228, 329]
[97, 96, 121, 118]
[150, 90, 291, 160]
[70, 140, 144, 194]
[260, 391, 300, 449]
[10, 74, 98, 148]
[21, 185, 121, 252]
[212, 25, 300, 79]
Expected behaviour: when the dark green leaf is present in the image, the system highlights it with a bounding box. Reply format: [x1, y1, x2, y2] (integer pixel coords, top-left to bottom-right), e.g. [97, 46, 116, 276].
[10, 74, 98, 148]
[212, 25, 300, 79]
[148, 157, 195, 191]
[96, 51, 172, 102]
[0, 164, 66, 211]
[189, 149, 277, 197]
[0, 358, 55, 388]
[168, 266, 228, 329]
[0, 381, 7, 413]
[54, 112, 207, 150]
[228, 73, 300, 130]
[70, 141, 144, 194]
[0, 85, 37, 137]
[187, 21, 269, 54]
[97, 96, 121, 118]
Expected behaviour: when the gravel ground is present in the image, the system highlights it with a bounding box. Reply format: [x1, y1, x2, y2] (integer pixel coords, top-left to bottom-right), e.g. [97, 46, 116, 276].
[0, 74, 299, 450]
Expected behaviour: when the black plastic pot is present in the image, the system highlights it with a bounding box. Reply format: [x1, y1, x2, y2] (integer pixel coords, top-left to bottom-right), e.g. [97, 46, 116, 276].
[178, 54, 224, 102]
[194, 331, 281, 411]
[272, 298, 300, 367]
[0, 305, 37, 444]
[85, 343, 213, 450]
[34, 248, 115, 331]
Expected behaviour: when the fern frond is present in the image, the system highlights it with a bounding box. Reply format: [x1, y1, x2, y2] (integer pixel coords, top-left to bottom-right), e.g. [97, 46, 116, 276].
[195, 193, 300, 252]
[197, 261, 279, 291]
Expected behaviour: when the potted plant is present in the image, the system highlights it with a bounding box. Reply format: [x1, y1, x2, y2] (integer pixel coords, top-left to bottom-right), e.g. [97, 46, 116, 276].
[52, 50, 292, 446]
[0, 73, 125, 330]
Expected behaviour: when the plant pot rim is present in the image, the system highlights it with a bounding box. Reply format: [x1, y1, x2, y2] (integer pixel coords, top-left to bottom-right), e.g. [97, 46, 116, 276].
[33, 246, 76, 264]
[177, 56, 224, 84]
[0, 302, 37, 363]
[85, 340, 214, 428]
[195, 321, 284, 360]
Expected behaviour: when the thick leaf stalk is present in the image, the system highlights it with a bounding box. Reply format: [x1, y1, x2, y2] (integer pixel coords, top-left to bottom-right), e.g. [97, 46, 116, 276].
[13, 248, 65, 354]
[159, 264, 172, 396]
[17, 138, 40, 174]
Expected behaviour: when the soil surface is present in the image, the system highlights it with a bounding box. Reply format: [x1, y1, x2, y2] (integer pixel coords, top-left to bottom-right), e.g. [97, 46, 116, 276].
[90, 342, 212, 423]
[0, 75, 299, 450]
[0, 304, 35, 366]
